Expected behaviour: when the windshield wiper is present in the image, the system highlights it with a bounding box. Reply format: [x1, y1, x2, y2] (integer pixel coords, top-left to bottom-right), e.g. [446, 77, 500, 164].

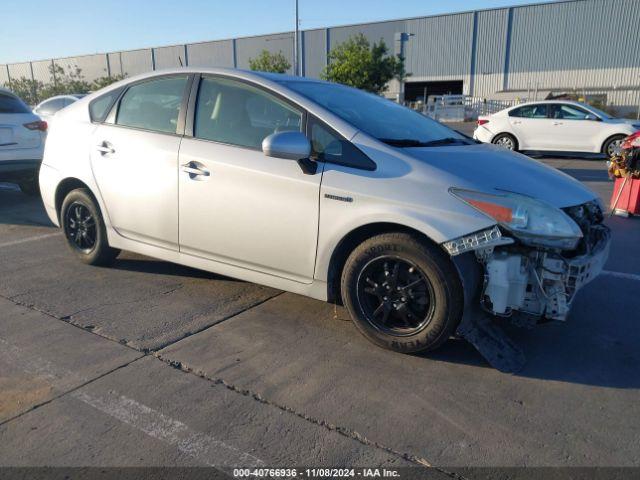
[379, 137, 470, 148]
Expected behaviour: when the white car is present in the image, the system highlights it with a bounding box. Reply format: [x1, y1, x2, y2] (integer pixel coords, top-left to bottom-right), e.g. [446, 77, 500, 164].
[34, 94, 86, 121]
[474, 100, 640, 156]
[39, 69, 610, 355]
[0, 87, 47, 195]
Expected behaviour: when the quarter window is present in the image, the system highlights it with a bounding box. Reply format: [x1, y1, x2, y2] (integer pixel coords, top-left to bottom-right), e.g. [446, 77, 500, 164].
[308, 117, 375, 171]
[89, 89, 122, 123]
[116, 76, 188, 134]
[194, 76, 302, 149]
[509, 104, 548, 118]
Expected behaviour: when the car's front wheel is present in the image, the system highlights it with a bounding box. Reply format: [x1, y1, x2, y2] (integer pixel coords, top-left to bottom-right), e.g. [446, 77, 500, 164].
[61, 188, 120, 266]
[340, 233, 463, 354]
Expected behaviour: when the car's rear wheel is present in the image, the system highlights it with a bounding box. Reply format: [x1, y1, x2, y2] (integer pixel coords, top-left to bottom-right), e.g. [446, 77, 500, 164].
[18, 180, 40, 197]
[602, 135, 626, 157]
[492, 133, 518, 151]
[340, 232, 463, 353]
[61, 188, 120, 266]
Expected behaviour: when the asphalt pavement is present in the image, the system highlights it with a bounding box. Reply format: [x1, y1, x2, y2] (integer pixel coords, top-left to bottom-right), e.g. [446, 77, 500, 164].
[1, 135, 639, 474]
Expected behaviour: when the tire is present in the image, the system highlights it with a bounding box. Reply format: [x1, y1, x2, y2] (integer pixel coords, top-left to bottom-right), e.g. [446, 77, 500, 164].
[340, 232, 463, 354]
[60, 188, 120, 266]
[18, 180, 40, 197]
[602, 135, 626, 157]
[492, 133, 518, 151]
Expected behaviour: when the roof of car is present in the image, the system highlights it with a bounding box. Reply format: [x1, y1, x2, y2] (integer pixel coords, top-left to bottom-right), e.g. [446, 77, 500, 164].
[508, 100, 590, 109]
[0, 86, 19, 97]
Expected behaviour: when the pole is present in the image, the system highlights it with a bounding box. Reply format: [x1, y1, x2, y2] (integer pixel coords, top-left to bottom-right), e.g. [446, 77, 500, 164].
[294, 0, 299, 76]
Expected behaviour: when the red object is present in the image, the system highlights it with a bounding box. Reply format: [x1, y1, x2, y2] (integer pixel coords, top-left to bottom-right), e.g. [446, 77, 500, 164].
[621, 131, 640, 150]
[477, 119, 489, 126]
[611, 176, 640, 214]
[23, 120, 48, 132]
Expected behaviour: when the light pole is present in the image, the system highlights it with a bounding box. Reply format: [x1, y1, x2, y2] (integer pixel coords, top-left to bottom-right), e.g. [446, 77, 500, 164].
[294, 0, 299, 76]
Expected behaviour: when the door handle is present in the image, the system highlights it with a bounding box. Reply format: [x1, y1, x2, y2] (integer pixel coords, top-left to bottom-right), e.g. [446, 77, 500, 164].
[512, 120, 522, 125]
[96, 142, 115, 155]
[552, 121, 563, 126]
[181, 161, 210, 178]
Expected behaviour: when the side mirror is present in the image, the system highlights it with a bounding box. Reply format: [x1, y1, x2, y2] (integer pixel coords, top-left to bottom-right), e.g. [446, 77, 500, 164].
[262, 131, 311, 160]
[585, 114, 599, 121]
[262, 131, 316, 174]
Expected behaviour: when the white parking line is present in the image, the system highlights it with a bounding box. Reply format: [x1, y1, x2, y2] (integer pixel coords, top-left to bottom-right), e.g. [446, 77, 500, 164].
[72, 390, 264, 468]
[601, 270, 640, 282]
[0, 232, 61, 249]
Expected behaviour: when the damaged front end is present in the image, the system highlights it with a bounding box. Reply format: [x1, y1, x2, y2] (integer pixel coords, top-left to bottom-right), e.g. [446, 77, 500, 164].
[444, 195, 610, 372]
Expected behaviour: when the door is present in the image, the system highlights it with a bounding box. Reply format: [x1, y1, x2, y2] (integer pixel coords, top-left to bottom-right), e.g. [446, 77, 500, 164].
[90, 75, 190, 250]
[547, 103, 602, 152]
[178, 75, 322, 283]
[507, 103, 552, 150]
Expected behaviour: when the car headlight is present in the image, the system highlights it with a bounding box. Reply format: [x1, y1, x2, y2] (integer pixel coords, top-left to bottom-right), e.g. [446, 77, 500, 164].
[450, 188, 583, 250]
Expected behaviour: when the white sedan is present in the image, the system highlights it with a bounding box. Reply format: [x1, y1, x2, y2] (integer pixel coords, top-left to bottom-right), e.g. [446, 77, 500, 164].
[474, 101, 640, 156]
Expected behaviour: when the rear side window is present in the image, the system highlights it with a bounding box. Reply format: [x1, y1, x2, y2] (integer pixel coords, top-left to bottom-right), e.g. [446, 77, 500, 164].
[0, 93, 30, 114]
[308, 116, 375, 171]
[509, 104, 548, 118]
[194, 76, 302, 149]
[89, 89, 122, 123]
[37, 98, 66, 115]
[116, 76, 188, 134]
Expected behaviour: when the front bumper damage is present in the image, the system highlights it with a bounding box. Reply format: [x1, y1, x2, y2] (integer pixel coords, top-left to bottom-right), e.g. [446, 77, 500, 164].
[446, 201, 611, 372]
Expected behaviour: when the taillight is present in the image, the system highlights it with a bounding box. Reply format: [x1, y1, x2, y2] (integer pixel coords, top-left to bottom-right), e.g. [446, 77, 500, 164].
[23, 120, 48, 132]
[477, 119, 489, 126]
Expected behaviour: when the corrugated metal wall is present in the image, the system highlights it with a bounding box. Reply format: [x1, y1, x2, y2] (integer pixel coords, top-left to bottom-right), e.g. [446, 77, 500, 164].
[1, 0, 638, 110]
[187, 40, 234, 68]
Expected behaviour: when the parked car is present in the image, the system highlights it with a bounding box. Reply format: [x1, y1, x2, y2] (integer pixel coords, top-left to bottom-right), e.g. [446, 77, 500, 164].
[0, 87, 47, 195]
[474, 100, 640, 156]
[39, 69, 610, 354]
[34, 94, 86, 120]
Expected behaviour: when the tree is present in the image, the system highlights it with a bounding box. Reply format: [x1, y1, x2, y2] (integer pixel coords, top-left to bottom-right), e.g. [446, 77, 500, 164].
[91, 74, 127, 91]
[5, 77, 44, 106]
[322, 33, 406, 94]
[3, 65, 126, 105]
[249, 50, 291, 74]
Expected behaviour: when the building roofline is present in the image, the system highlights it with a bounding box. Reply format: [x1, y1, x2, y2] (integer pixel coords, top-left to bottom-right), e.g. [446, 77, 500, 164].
[2, 0, 586, 66]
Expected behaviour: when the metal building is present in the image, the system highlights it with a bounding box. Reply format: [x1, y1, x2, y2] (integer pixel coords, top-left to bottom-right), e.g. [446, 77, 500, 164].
[2, 0, 639, 114]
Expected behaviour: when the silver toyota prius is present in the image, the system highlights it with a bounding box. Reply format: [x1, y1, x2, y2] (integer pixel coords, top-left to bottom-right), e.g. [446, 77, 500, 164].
[39, 68, 610, 355]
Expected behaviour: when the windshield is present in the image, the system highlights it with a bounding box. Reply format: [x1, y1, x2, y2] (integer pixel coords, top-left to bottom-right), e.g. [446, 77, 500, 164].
[584, 105, 613, 120]
[282, 80, 471, 147]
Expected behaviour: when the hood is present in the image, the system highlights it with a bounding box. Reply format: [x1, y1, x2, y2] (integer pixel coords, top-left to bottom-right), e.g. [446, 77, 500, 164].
[402, 143, 596, 208]
[606, 118, 640, 127]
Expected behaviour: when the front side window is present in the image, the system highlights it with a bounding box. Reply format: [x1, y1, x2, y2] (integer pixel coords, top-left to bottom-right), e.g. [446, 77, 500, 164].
[283, 80, 471, 148]
[195, 76, 302, 149]
[509, 104, 548, 118]
[116, 76, 188, 134]
[550, 104, 591, 120]
[0, 93, 30, 114]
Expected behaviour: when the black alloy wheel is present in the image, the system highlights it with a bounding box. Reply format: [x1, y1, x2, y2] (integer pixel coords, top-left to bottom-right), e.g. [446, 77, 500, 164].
[356, 256, 435, 337]
[65, 201, 97, 254]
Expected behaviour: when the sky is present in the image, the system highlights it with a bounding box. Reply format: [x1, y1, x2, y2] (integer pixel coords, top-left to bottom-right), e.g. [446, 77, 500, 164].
[0, 0, 555, 64]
